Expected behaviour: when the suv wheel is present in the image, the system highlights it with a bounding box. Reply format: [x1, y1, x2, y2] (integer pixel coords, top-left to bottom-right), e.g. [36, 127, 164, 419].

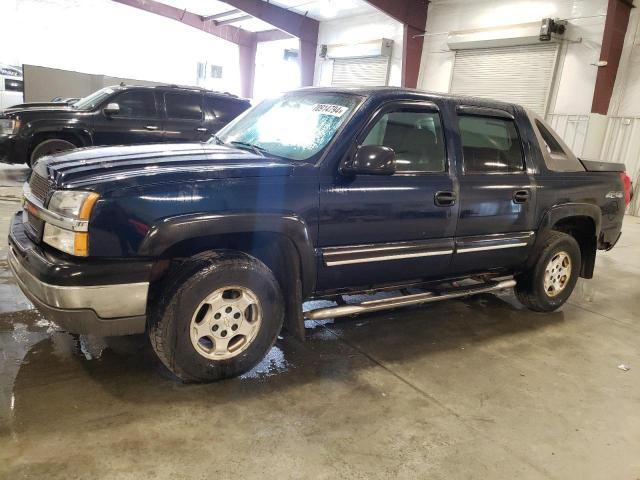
[30, 138, 77, 166]
[148, 251, 284, 382]
[515, 231, 581, 312]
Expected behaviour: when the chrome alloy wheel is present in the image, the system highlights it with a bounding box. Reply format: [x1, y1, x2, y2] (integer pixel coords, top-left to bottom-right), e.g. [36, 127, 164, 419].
[543, 251, 572, 298]
[189, 286, 262, 360]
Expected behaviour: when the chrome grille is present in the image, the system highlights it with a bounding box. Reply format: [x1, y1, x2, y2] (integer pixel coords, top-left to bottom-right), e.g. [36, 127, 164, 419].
[29, 172, 51, 203]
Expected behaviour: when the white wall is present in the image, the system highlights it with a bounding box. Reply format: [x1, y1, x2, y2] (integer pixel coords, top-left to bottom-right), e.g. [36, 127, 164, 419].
[418, 0, 608, 115]
[0, 0, 241, 95]
[254, 38, 301, 102]
[314, 11, 404, 87]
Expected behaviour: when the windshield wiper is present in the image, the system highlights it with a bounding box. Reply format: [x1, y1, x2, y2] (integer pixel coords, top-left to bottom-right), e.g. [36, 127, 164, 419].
[229, 141, 268, 157]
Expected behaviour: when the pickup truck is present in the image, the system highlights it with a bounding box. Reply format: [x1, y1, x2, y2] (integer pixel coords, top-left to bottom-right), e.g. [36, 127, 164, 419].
[0, 84, 250, 166]
[8, 87, 631, 382]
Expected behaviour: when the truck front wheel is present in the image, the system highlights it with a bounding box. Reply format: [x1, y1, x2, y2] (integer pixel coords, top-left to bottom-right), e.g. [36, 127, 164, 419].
[148, 251, 284, 382]
[30, 138, 78, 166]
[515, 231, 581, 312]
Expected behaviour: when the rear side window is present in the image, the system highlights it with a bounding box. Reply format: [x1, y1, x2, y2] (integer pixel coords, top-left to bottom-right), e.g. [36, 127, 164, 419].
[112, 90, 157, 118]
[362, 110, 446, 173]
[204, 96, 248, 123]
[458, 115, 524, 173]
[165, 92, 203, 120]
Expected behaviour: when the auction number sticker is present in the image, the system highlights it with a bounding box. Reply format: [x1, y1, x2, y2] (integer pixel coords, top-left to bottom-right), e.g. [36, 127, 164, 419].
[312, 104, 348, 117]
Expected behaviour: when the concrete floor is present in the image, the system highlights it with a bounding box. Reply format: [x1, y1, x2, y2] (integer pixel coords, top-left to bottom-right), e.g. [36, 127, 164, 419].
[0, 165, 639, 479]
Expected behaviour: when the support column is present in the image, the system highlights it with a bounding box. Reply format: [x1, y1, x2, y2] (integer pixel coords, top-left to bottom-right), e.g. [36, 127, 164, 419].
[239, 40, 257, 99]
[591, 0, 633, 114]
[299, 39, 317, 87]
[363, 0, 429, 88]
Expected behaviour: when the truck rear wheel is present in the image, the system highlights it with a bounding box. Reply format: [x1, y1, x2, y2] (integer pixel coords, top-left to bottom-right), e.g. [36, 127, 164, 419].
[515, 231, 581, 312]
[148, 251, 284, 382]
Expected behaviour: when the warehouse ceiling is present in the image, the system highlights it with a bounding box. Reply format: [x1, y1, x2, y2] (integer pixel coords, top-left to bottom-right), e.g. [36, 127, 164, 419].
[158, 0, 378, 28]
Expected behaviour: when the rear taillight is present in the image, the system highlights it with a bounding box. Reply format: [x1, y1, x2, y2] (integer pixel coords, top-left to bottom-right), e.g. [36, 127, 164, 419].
[619, 171, 631, 207]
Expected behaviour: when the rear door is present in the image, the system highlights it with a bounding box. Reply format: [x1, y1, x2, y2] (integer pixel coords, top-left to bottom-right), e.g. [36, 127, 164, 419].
[93, 88, 163, 145]
[451, 104, 536, 274]
[317, 100, 459, 291]
[162, 91, 208, 142]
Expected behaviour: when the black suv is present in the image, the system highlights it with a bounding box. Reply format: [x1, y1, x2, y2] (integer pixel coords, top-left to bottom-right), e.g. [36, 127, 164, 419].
[0, 84, 250, 166]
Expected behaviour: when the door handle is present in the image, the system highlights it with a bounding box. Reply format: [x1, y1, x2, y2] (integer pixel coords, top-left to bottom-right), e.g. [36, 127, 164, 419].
[434, 191, 456, 207]
[513, 190, 530, 204]
[145, 125, 159, 130]
[196, 127, 208, 132]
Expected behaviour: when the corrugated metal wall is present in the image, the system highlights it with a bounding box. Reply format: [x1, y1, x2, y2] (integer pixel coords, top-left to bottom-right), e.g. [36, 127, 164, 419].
[546, 114, 589, 158]
[600, 116, 640, 216]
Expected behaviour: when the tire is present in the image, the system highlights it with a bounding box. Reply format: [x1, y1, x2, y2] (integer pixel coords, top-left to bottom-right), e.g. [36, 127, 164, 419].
[148, 250, 284, 382]
[515, 231, 581, 312]
[29, 138, 77, 167]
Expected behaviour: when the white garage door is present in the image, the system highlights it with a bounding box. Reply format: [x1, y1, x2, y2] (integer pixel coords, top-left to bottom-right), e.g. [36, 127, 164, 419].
[450, 43, 559, 115]
[331, 57, 390, 87]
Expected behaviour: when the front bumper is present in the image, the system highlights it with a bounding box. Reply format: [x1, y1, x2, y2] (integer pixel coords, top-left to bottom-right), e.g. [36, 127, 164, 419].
[8, 212, 151, 336]
[0, 134, 23, 164]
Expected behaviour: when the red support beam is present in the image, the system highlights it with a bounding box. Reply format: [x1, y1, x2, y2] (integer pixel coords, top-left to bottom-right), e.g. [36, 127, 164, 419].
[221, 0, 319, 86]
[591, 0, 633, 114]
[239, 41, 257, 98]
[112, 0, 254, 46]
[364, 0, 429, 88]
[220, 0, 319, 44]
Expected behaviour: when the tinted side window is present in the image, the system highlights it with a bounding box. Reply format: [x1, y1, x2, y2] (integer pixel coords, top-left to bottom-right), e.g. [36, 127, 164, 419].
[165, 93, 203, 120]
[458, 115, 524, 173]
[362, 110, 446, 173]
[204, 96, 247, 122]
[112, 90, 157, 118]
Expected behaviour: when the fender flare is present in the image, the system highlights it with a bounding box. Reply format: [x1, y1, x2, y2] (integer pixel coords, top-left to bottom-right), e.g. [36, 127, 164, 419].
[139, 212, 316, 297]
[26, 121, 94, 147]
[537, 203, 602, 237]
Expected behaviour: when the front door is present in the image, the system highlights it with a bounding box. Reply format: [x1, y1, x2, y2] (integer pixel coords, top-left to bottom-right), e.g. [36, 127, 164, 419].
[451, 105, 536, 274]
[162, 91, 208, 143]
[93, 89, 163, 145]
[317, 101, 459, 291]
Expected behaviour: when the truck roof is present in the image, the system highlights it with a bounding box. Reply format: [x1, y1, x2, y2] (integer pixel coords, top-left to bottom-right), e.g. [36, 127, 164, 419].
[294, 86, 518, 111]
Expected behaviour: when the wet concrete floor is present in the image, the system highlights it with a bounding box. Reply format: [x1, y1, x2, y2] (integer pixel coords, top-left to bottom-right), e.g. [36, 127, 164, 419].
[0, 166, 639, 479]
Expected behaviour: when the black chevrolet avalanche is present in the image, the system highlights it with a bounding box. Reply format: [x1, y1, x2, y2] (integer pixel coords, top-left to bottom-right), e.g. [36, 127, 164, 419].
[0, 84, 251, 166]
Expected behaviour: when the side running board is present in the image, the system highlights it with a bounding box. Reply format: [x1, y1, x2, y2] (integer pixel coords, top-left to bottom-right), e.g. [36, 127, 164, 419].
[305, 279, 516, 320]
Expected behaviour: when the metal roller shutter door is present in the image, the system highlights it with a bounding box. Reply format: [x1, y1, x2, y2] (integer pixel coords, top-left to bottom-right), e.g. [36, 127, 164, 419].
[450, 43, 559, 115]
[331, 57, 390, 87]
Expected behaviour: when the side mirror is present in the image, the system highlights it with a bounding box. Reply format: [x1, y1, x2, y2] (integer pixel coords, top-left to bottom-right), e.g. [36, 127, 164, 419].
[341, 145, 396, 176]
[103, 103, 120, 116]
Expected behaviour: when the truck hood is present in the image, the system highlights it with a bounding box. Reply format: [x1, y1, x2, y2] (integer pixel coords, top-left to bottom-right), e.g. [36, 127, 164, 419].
[3, 104, 75, 116]
[33, 143, 297, 192]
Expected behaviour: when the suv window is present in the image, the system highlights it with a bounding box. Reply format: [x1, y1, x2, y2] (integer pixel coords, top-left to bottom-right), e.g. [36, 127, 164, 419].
[112, 90, 157, 118]
[362, 110, 446, 173]
[165, 92, 203, 120]
[204, 95, 246, 123]
[458, 115, 524, 173]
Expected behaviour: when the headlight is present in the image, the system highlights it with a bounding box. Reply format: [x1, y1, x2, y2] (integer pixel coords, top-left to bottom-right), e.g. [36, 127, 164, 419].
[43, 223, 87, 256]
[43, 190, 99, 256]
[48, 190, 99, 220]
[0, 119, 19, 135]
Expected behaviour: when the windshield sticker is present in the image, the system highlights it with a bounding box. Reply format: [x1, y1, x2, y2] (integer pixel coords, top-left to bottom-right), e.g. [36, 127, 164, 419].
[312, 104, 349, 117]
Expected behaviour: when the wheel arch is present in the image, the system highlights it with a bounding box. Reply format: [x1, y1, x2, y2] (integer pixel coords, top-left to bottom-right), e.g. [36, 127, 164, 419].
[140, 213, 316, 339]
[537, 203, 601, 278]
